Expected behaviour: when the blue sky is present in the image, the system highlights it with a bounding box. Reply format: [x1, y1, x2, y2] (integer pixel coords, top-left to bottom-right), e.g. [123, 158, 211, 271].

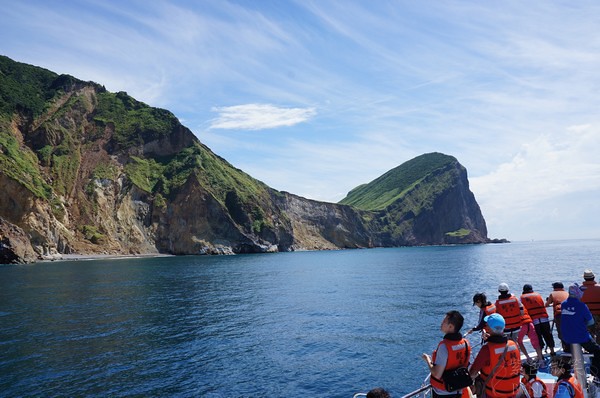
[2, 0, 599, 241]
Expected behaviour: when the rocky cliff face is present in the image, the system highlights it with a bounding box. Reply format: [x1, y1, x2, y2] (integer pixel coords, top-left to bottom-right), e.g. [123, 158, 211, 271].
[367, 161, 488, 246]
[0, 56, 490, 263]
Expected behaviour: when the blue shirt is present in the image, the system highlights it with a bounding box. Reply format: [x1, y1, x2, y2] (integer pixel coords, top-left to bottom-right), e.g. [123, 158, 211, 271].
[561, 297, 593, 344]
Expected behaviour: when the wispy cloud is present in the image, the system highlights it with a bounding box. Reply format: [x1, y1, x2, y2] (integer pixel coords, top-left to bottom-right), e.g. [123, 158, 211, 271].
[209, 104, 316, 130]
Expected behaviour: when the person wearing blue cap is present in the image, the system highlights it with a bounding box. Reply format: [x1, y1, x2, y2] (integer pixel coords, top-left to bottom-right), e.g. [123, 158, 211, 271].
[469, 313, 521, 398]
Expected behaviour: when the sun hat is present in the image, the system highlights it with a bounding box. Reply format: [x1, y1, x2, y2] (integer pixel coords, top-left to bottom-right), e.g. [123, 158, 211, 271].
[584, 269, 595, 280]
[484, 313, 505, 334]
[569, 283, 584, 299]
[498, 283, 509, 292]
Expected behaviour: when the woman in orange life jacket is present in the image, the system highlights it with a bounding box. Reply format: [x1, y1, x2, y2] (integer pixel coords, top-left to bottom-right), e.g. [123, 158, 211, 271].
[517, 306, 544, 365]
[521, 284, 556, 356]
[469, 313, 521, 398]
[517, 361, 548, 398]
[465, 292, 496, 338]
[546, 281, 569, 351]
[422, 310, 470, 398]
[495, 283, 523, 342]
[549, 355, 584, 398]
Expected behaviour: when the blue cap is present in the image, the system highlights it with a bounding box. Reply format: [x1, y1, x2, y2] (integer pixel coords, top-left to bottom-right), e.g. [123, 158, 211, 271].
[484, 313, 505, 334]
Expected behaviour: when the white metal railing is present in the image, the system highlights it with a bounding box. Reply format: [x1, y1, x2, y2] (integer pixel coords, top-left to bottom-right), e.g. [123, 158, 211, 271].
[353, 384, 431, 398]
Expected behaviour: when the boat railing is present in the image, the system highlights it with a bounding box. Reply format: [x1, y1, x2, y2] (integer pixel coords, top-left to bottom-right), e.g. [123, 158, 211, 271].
[399, 384, 431, 398]
[352, 384, 431, 398]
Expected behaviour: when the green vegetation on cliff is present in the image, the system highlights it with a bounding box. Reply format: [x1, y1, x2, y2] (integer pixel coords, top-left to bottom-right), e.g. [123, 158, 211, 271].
[124, 144, 202, 195]
[339, 152, 457, 210]
[0, 131, 52, 198]
[0, 55, 59, 120]
[94, 91, 179, 148]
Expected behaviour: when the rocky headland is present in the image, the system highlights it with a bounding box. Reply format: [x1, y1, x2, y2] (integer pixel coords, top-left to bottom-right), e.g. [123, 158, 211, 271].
[0, 55, 497, 264]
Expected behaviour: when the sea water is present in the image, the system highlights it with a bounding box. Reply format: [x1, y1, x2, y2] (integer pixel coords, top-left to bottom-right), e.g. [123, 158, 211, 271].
[0, 239, 598, 397]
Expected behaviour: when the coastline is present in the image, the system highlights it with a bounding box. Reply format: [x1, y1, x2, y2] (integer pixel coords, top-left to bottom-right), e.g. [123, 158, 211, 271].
[42, 253, 175, 262]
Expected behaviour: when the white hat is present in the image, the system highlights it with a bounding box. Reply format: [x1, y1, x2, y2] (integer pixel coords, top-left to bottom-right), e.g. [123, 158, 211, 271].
[498, 283, 509, 292]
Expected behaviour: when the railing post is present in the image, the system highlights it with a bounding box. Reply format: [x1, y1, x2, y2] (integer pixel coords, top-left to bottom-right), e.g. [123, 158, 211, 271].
[571, 343, 590, 398]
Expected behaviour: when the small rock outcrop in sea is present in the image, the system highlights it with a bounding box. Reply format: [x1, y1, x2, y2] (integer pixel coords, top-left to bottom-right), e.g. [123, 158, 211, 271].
[0, 55, 495, 263]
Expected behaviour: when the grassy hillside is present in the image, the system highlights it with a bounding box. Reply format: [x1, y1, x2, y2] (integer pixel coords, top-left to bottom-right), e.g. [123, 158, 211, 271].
[0, 54, 275, 235]
[339, 152, 456, 210]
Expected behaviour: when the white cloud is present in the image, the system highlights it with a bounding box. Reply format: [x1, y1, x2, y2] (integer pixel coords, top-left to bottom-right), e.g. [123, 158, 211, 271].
[470, 123, 600, 240]
[209, 104, 316, 130]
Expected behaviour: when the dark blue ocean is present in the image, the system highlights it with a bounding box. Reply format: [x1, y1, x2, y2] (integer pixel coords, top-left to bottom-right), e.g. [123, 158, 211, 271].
[1, 240, 598, 397]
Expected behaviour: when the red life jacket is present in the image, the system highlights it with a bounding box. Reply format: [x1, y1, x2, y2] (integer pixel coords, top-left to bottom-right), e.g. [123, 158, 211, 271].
[582, 281, 600, 315]
[495, 295, 522, 330]
[521, 376, 548, 398]
[521, 292, 549, 320]
[552, 376, 584, 398]
[430, 337, 470, 391]
[479, 340, 520, 398]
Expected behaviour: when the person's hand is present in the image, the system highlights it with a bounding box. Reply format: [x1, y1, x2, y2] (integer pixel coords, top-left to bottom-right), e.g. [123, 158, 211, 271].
[482, 330, 490, 341]
[422, 353, 433, 369]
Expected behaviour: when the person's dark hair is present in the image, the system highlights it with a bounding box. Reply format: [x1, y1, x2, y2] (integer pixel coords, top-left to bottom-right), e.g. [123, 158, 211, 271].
[522, 361, 538, 377]
[367, 387, 391, 398]
[551, 355, 572, 372]
[472, 292, 487, 304]
[446, 310, 464, 332]
[552, 281, 564, 289]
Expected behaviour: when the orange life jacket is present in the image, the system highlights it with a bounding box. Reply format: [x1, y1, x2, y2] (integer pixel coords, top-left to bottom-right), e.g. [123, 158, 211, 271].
[479, 340, 521, 398]
[495, 295, 522, 330]
[521, 292, 549, 320]
[430, 337, 470, 391]
[552, 376, 584, 398]
[484, 303, 496, 316]
[521, 376, 548, 398]
[582, 281, 600, 315]
[521, 306, 532, 325]
[549, 290, 569, 316]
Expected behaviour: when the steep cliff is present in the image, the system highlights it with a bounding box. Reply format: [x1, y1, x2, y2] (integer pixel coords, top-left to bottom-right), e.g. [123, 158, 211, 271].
[0, 55, 490, 263]
[340, 153, 488, 245]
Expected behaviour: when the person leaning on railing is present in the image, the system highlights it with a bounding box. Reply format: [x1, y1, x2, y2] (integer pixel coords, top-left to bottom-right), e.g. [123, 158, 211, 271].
[422, 310, 470, 398]
[545, 281, 569, 351]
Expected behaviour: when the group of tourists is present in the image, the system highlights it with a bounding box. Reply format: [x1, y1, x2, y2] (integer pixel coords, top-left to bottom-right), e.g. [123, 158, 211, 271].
[421, 269, 600, 398]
